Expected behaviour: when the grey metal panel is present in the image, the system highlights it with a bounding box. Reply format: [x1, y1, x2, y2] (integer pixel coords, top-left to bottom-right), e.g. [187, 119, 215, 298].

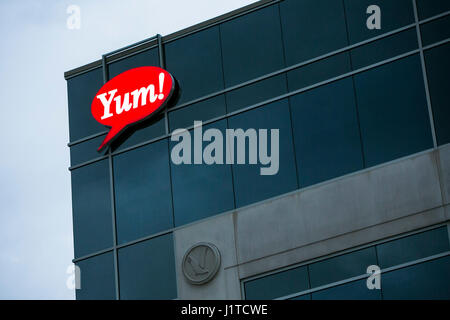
[438, 144, 450, 205]
[173, 213, 241, 299]
[234, 150, 443, 277]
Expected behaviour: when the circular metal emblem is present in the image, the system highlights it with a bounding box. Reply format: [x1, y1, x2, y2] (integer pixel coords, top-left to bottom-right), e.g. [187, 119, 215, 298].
[182, 242, 221, 285]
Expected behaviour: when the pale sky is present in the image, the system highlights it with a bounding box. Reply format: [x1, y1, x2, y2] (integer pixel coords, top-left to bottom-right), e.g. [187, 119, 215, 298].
[0, 0, 256, 300]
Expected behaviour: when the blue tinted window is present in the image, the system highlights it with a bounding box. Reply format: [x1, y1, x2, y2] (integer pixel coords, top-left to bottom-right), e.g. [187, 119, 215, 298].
[350, 29, 418, 70]
[169, 95, 226, 131]
[377, 227, 450, 268]
[108, 48, 159, 78]
[289, 294, 311, 300]
[113, 139, 173, 244]
[226, 74, 287, 113]
[421, 15, 450, 47]
[354, 55, 433, 167]
[118, 233, 177, 299]
[220, 5, 285, 87]
[344, 0, 415, 44]
[71, 160, 113, 258]
[70, 134, 106, 166]
[111, 113, 166, 152]
[170, 120, 235, 226]
[309, 247, 377, 288]
[425, 43, 450, 145]
[245, 266, 309, 300]
[67, 68, 105, 142]
[287, 53, 352, 91]
[312, 279, 381, 300]
[382, 256, 450, 299]
[165, 27, 224, 106]
[75, 252, 116, 300]
[280, 0, 348, 65]
[228, 100, 298, 207]
[290, 78, 364, 188]
[416, 0, 450, 20]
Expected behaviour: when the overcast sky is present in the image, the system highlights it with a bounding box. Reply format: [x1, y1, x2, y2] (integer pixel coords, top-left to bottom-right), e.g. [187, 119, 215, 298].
[0, 0, 256, 300]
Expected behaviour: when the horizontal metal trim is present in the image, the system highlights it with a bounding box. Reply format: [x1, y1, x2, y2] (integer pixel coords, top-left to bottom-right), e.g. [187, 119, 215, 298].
[72, 247, 115, 263]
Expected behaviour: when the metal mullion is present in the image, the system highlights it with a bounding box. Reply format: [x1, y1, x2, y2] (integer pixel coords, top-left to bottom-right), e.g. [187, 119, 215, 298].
[72, 247, 115, 263]
[68, 155, 108, 171]
[101, 53, 120, 300]
[413, 0, 438, 148]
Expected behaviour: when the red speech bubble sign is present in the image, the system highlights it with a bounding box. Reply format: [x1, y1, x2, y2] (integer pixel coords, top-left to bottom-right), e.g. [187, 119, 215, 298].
[91, 66, 175, 152]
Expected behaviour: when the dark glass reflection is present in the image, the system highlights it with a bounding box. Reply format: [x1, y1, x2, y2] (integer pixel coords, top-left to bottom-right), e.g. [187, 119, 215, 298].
[118, 233, 177, 299]
[170, 120, 235, 226]
[280, 0, 348, 65]
[75, 252, 116, 300]
[113, 139, 173, 244]
[220, 4, 285, 87]
[354, 55, 433, 167]
[71, 160, 113, 258]
[344, 0, 414, 44]
[290, 77, 364, 188]
[67, 67, 105, 142]
[228, 100, 298, 207]
[245, 266, 309, 300]
[424, 43, 450, 145]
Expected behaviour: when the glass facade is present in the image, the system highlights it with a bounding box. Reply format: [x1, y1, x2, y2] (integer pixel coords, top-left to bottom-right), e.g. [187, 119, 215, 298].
[244, 227, 450, 300]
[67, 0, 450, 299]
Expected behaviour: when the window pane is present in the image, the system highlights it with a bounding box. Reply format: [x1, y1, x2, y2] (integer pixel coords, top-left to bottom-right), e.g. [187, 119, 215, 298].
[290, 78, 364, 188]
[67, 67, 105, 142]
[377, 227, 450, 268]
[309, 247, 377, 288]
[228, 100, 298, 207]
[220, 4, 285, 87]
[244, 266, 309, 300]
[344, 0, 415, 44]
[226, 74, 287, 114]
[287, 53, 351, 91]
[354, 55, 433, 167]
[382, 256, 450, 300]
[350, 29, 418, 70]
[113, 139, 173, 244]
[165, 27, 224, 106]
[424, 43, 450, 145]
[70, 134, 106, 166]
[170, 119, 235, 226]
[280, 0, 348, 65]
[110, 113, 166, 152]
[421, 15, 450, 47]
[289, 294, 311, 300]
[108, 48, 159, 79]
[75, 252, 116, 300]
[312, 279, 381, 300]
[71, 160, 113, 258]
[168, 95, 226, 132]
[416, 0, 450, 20]
[118, 233, 177, 299]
